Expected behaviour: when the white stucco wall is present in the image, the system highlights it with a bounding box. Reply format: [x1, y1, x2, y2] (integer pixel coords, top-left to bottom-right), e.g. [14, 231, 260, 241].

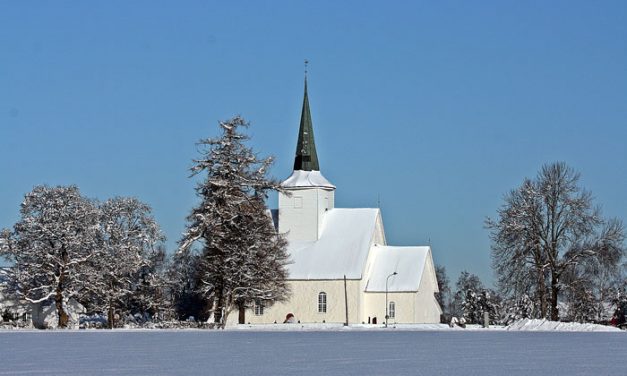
[361, 249, 441, 324]
[278, 188, 335, 242]
[226, 279, 361, 325]
[225, 264, 440, 326]
[413, 253, 442, 323]
[362, 292, 416, 324]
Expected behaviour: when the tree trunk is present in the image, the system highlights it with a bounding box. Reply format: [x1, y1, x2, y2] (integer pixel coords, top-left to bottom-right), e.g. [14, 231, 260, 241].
[214, 291, 224, 327]
[56, 249, 70, 328]
[55, 287, 69, 328]
[238, 306, 245, 324]
[536, 267, 547, 318]
[108, 300, 114, 329]
[550, 273, 560, 321]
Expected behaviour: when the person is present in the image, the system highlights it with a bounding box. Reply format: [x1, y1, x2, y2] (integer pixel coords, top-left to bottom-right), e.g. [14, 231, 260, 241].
[615, 304, 625, 327]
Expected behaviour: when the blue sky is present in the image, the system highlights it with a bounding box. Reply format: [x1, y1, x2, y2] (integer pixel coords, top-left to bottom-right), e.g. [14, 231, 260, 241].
[1, 1, 626, 286]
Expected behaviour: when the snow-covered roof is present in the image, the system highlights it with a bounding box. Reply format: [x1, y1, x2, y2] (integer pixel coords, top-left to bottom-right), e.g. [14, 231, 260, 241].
[364, 246, 431, 292]
[281, 170, 335, 189]
[287, 208, 379, 279]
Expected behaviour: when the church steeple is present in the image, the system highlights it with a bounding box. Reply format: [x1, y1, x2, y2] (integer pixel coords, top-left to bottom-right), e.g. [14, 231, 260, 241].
[293, 68, 320, 171]
[279, 63, 335, 242]
[281, 63, 334, 190]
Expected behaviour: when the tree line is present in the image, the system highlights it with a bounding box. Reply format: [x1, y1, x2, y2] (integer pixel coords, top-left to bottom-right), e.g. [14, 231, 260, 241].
[0, 116, 290, 329]
[1, 117, 625, 328]
[437, 162, 626, 325]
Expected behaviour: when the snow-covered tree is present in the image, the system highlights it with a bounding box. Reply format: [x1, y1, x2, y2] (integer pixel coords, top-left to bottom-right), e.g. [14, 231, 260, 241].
[434, 264, 451, 320]
[127, 245, 170, 322]
[86, 197, 165, 328]
[178, 116, 290, 327]
[502, 294, 535, 324]
[565, 284, 597, 323]
[167, 249, 208, 321]
[0, 185, 102, 328]
[452, 271, 483, 317]
[487, 162, 625, 321]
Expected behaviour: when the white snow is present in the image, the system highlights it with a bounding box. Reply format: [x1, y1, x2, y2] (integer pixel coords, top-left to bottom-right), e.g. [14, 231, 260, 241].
[281, 170, 335, 189]
[287, 209, 379, 279]
[364, 246, 430, 292]
[506, 318, 621, 332]
[0, 329, 624, 375]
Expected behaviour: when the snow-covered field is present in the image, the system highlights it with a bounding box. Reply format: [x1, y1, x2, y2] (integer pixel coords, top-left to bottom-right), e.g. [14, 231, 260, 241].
[1, 329, 625, 375]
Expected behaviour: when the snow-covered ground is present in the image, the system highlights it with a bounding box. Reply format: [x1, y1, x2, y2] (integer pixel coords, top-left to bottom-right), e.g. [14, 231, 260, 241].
[506, 319, 621, 332]
[1, 329, 624, 375]
[229, 319, 620, 332]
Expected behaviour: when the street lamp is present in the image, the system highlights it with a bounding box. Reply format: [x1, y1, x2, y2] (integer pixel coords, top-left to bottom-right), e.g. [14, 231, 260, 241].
[385, 271, 397, 328]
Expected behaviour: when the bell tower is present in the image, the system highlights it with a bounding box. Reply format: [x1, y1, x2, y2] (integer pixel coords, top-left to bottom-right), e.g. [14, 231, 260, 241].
[278, 66, 335, 243]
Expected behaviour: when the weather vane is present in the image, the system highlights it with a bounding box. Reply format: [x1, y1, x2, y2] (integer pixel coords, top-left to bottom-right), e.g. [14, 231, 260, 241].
[304, 59, 309, 78]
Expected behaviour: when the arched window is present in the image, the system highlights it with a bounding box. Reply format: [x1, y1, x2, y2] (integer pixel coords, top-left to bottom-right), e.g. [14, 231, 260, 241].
[254, 300, 264, 316]
[388, 301, 396, 319]
[318, 292, 327, 313]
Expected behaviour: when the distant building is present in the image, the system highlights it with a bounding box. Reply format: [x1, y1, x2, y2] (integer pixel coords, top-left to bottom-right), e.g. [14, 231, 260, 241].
[227, 76, 441, 325]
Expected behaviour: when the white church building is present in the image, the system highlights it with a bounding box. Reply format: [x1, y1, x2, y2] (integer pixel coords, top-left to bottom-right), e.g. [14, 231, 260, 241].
[228, 78, 441, 325]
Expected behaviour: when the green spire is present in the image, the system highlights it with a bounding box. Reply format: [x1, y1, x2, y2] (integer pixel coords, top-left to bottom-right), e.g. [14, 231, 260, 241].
[293, 75, 320, 171]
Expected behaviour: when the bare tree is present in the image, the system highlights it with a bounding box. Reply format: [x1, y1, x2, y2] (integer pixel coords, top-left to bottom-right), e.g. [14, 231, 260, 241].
[0, 186, 102, 328]
[487, 178, 550, 317]
[487, 162, 625, 321]
[167, 249, 208, 321]
[88, 197, 165, 328]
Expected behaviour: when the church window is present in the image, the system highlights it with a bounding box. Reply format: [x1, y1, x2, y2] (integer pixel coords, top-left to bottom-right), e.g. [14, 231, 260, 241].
[254, 300, 264, 316]
[294, 197, 303, 208]
[389, 301, 396, 319]
[318, 292, 327, 313]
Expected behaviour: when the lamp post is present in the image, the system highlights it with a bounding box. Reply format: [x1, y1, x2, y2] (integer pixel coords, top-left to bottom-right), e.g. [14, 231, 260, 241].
[385, 271, 397, 328]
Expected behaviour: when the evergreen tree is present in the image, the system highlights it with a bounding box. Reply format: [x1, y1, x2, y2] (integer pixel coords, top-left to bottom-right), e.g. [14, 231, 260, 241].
[434, 264, 451, 320]
[503, 294, 535, 324]
[178, 116, 290, 327]
[452, 271, 484, 317]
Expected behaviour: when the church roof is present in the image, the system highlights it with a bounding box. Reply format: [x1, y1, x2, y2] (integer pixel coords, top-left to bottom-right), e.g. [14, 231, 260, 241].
[286, 208, 380, 280]
[281, 170, 335, 189]
[293, 77, 320, 171]
[364, 246, 432, 292]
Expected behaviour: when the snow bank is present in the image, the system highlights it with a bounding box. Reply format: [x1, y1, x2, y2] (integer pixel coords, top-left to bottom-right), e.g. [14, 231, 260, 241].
[506, 319, 620, 332]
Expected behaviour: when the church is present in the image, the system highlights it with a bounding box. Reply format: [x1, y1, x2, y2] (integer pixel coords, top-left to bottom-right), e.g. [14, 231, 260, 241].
[227, 77, 442, 326]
